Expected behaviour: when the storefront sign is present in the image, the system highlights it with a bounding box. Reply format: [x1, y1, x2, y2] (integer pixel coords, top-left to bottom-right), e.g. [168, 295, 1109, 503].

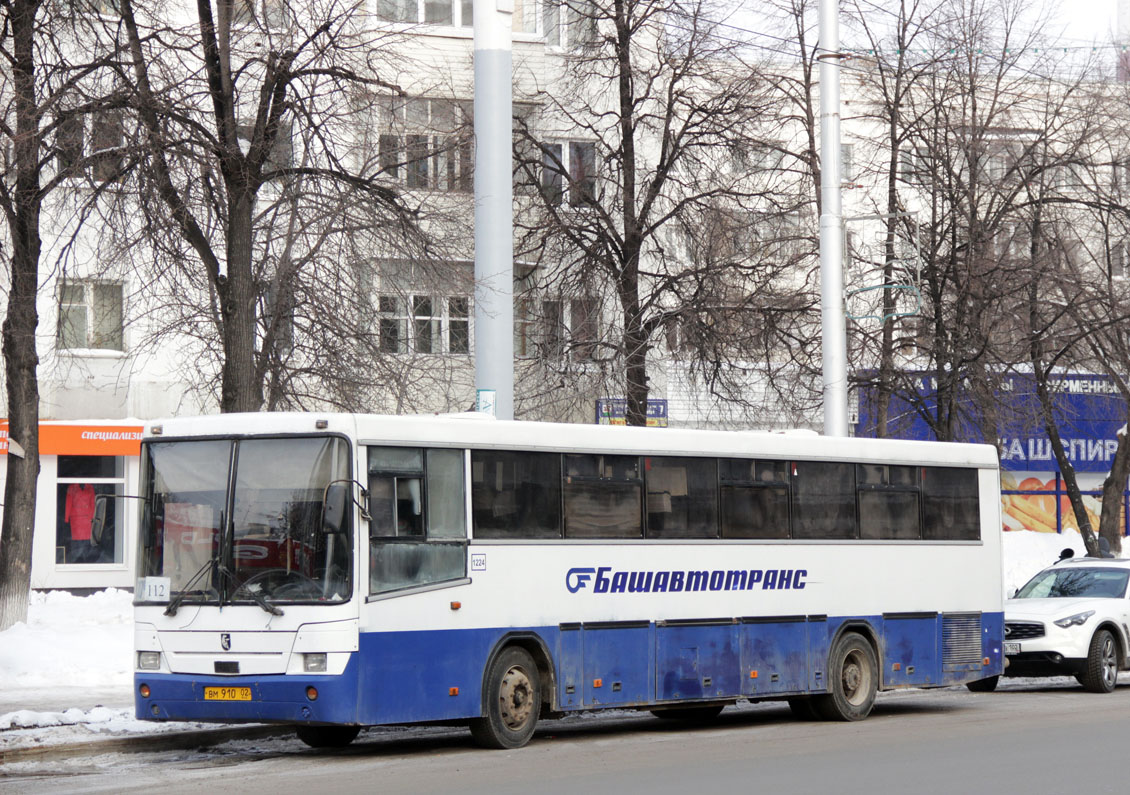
[0, 423, 143, 456]
[596, 398, 669, 427]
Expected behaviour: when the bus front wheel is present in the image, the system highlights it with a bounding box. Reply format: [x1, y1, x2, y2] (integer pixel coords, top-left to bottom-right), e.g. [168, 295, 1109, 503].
[815, 632, 877, 721]
[295, 725, 360, 748]
[470, 646, 542, 749]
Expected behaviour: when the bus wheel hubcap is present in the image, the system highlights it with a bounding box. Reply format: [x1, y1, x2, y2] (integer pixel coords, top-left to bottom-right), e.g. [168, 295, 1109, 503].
[499, 666, 533, 730]
[843, 651, 867, 703]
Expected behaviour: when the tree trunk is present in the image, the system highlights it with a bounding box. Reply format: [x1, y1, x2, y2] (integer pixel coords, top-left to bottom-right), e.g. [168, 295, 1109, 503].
[622, 292, 649, 427]
[873, 155, 902, 438]
[0, 0, 43, 631]
[1098, 426, 1130, 556]
[219, 190, 263, 413]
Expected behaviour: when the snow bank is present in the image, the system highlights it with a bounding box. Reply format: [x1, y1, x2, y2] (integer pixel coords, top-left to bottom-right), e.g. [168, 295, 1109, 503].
[0, 588, 133, 691]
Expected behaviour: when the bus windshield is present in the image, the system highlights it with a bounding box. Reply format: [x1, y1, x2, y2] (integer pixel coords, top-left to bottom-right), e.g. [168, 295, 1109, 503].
[136, 435, 352, 607]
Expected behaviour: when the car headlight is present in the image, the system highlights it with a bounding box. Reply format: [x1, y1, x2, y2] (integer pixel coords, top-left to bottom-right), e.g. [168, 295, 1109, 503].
[1054, 610, 1095, 628]
[137, 651, 162, 670]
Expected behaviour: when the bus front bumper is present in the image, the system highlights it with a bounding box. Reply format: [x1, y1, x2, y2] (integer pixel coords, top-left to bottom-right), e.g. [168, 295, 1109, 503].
[134, 654, 361, 725]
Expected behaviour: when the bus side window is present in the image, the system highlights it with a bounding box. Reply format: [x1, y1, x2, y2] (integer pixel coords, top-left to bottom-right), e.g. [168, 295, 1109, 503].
[922, 467, 980, 540]
[857, 464, 920, 540]
[792, 461, 857, 539]
[563, 454, 643, 538]
[719, 459, 789, 539]
[368, 446, 467, 596]
[644, 456, 718, 539]
[396, 479, 424, 535]
[368, 478, 396, 536]
[470, 450, 561, 539]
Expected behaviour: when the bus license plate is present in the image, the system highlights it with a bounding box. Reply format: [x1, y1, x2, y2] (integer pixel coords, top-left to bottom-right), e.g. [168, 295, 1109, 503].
[1004, 642, 1020, 655]
[204, 687, 252, 701]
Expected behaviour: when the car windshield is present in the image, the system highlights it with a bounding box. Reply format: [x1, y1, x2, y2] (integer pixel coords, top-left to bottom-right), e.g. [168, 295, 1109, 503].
[136, 435, 353, 606]
[1014, 567, 1129, 599]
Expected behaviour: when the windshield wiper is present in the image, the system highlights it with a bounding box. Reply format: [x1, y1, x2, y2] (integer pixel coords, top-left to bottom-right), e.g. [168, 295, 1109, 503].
[221, 563, 285, 617]
[164, 558, 218, 617]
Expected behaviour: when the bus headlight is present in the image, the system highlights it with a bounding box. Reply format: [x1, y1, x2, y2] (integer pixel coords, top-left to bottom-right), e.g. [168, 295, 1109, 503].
[138, 651, 162, 670]
[303, 653, 328, 673]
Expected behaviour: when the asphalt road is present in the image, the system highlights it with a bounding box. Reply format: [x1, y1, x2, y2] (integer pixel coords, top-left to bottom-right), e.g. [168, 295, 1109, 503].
[5, 680, 1129, 795]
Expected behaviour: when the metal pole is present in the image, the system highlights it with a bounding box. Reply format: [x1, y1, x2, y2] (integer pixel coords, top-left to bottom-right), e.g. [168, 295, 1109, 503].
[818, 0, 848, 436]
[473, 0, 515, 420]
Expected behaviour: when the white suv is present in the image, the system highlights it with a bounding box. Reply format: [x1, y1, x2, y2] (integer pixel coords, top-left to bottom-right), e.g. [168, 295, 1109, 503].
[988, 557, 1130, 693]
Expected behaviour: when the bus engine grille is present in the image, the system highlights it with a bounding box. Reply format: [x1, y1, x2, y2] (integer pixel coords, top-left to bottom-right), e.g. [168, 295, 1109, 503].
[942, 612, 983, 665]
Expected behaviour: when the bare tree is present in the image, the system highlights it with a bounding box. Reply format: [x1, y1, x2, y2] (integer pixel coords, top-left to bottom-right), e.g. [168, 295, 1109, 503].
[513, 0, 812, 427]
[0, 0, 124, 628]
[1017, 77, 1130, 556]
[116, 0, 432, 413]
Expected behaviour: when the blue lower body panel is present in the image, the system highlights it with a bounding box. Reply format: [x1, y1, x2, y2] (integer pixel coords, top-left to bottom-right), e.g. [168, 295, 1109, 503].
[135, 655, 363, 724]
[136, 611, 1005, 726]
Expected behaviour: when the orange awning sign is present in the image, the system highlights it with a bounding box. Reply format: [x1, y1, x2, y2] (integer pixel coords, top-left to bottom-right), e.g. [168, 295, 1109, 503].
[0, 423, 143, 456]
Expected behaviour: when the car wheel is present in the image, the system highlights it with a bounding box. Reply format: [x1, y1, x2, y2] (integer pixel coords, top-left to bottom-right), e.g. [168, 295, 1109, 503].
[966, 675, 999, 693]
[1079, 628, 1119, 694]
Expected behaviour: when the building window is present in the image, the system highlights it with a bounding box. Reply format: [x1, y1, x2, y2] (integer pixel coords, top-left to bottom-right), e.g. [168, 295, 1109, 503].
[899, 146, 931, 186]
[58, 281, 124, 351]
[56, 112, 84, 177]
[378, 294, 471, 355]
[377, 0, 472, 27]
[56, 110, 123, 182]
[541, 143, 564, 205]
[570, 297, 599, 360]
[539, 140, 597, 206]
[544, 0, 599, 48]
[56, 455, 125, 566]
[841, 143, 854, 183]
[237, 118, 294, 174]
[448, 297, 470, 354]
[60, 0, 120, 15]
[264, 280, 294, 354]
[513, 292, 597, 360]
[1112, 240, 1130, 281]
[90, 110, 123, 183]
[233, 0, 291, 27]
[377, 97, 472, 192]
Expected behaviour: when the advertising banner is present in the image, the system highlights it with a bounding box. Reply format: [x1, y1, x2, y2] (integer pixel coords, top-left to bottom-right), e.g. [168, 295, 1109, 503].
[856, 373, 1125, 473]
[856, 373, 1128, 534]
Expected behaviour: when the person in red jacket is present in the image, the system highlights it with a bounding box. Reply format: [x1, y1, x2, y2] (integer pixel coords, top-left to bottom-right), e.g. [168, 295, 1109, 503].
[65, 483, 99, 563]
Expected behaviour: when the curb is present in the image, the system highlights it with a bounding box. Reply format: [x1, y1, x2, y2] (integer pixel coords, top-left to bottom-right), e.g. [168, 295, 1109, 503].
[0, 724, 295, 764]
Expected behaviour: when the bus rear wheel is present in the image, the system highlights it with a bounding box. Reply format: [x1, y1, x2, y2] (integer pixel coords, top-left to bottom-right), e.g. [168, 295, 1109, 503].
[470, 646, 541, 749]
[295, 725, 361, 748]
[966, 675, 999, 693]
[649, 704, 724, 722]
[815, 632, 877, 721]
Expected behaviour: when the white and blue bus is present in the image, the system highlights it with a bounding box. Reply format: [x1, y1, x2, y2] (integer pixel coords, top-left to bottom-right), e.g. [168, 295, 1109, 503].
[131, 413, 1004, 749]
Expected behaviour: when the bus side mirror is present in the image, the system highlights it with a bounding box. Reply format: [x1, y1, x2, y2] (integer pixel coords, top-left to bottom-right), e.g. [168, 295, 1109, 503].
[323, 483, 349, 534]
[91, 496, 108, 545]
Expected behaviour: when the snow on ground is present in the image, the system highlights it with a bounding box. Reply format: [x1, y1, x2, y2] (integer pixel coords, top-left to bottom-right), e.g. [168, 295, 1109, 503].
[0, 530, 1107, 744]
